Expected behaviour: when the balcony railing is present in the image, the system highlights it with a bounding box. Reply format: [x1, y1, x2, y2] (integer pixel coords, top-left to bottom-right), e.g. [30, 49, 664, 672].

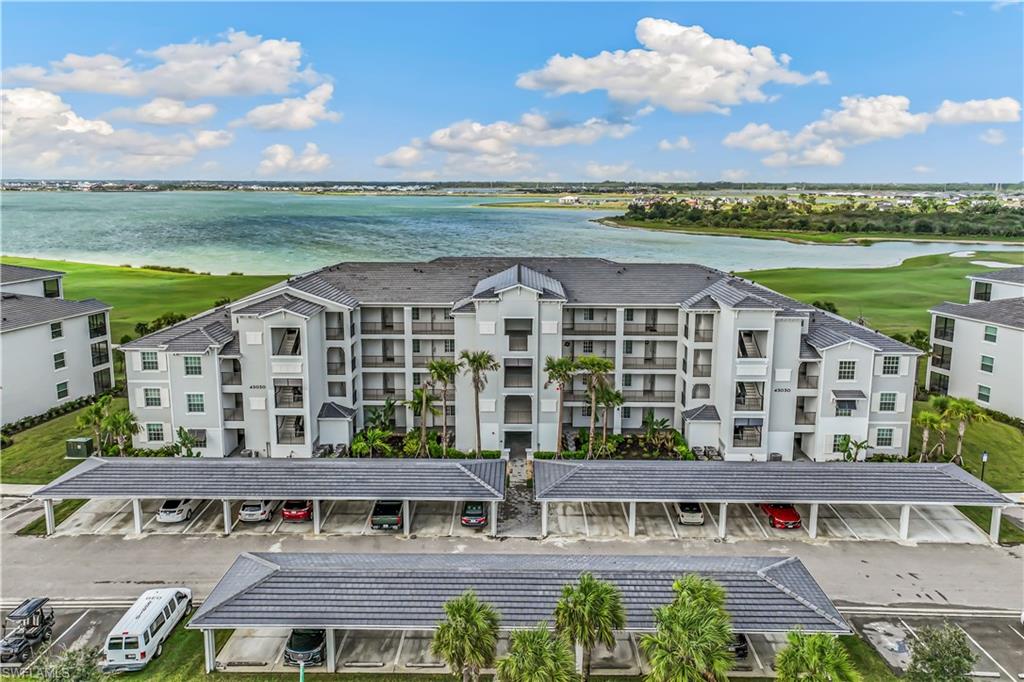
[623, 323, 677, 336]
[363, 388, 400, 401]
[504, 374, 533, 388]
[362, 355, 404, 368]
[693, 329, 714, 342]
[412, 321, 454, 334]
[412, 354, 454, 368]
[692, 363, 712, 377]
[733, 435, 762, 448]
[734, 398, 764, 411]
[797, 375, 819, 389]
[326, 327, 344, 340]
[795, 411, 816, 425]
[223, 408, 244, 421]
[277, 433, 305, 445]
[563, 323, 616, 335]
[562, 391, 589, 402]
[622, 390, 675, 403]
[565, 354, 615, 365]
[504, 409, 532, 424]
[221, 371, 242, 385]
[327, 362, 345, 375]
[429, 388, 455, 400]
[274, 392, 304, 408]
[361, 322, 404, 334]
[508, 336, 529, 352]
[622, 356, 677, 369]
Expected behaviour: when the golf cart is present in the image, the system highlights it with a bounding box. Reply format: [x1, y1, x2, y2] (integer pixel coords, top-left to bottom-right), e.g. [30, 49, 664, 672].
[0, 598, 55, 665]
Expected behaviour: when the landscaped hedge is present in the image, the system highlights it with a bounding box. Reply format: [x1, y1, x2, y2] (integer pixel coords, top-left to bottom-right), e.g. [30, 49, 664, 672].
[1, 390, 119, 438]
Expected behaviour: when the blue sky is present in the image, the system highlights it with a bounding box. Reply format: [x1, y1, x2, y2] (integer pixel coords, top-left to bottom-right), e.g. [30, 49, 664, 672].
[2, 2, 1022, 181]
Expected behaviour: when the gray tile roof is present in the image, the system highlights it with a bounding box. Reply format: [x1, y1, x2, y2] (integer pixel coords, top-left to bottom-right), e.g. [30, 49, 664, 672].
[0, 263, 62, 284]
[235, 293, 324, 318]
[805, 311, 919, 354]
[799, 336, 821, 359]
[533, 460, 1009, 506]
[0, 293, 109, 333]
[930, 299, 1024, 331]
[34, 457, 506, 501]
[189, 552, 848, 634]
[831, 390, 867, 400]
[220, 333, 241, 357]
[682, 405, 721, 422]
[121, 307, 233, 351]
[472, 264, 566, 300]
[317, 402, 355, 419]
[970, 266, 1024, 285]
[287, 273, 360, 308]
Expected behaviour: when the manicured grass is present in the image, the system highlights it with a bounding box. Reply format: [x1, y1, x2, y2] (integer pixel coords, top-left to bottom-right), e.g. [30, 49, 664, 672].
[0, 397, 127, 484]
[0, 256, 282, 341]
[744, 250, 1024, 334]
[15, 499, 87, 536]
[840, 634, 899, 681]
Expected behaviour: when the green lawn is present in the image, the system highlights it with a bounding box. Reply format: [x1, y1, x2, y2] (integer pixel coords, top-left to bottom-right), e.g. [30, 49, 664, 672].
[0, 397, 127, 484]
[0, 256, 282, 341]
[16, 499, 87, 536]
[744, 250, 1024, 334]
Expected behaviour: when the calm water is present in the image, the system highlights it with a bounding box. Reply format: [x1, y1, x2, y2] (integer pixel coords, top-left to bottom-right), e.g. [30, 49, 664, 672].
[2, 191, 1020, 275]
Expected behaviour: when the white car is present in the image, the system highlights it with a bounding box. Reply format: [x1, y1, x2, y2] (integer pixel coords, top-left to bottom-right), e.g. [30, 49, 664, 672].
[238, 500, 278, 523]
[156, 499, 202, 524]
[673, 502, 705, 526]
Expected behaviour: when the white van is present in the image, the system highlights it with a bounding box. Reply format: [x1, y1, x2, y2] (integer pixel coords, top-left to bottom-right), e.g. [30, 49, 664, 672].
[103, 587, 192, 672]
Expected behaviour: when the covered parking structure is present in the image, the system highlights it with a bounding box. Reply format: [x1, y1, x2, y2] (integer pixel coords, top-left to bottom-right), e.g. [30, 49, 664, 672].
[32, 457, 505, 537]
[534, 460, 1012, 543]
[189, 552, 849, 674]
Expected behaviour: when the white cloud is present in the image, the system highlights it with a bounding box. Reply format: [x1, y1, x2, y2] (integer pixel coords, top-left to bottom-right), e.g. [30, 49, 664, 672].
[979, 128, 1007, 145]
[3, 29, 319, 98]
[584, 161, 695, 182]
[933, 97, 1021, 124]
[110, 97, 217, 125]
[1, 87, 232, 176]
[234, 84, 341, 130]
[912, 165, 934, 174]
[721, 168, 749, 181]
[725, 94, 1022, 167]
[257, 142, 331, 176]
[517, 17, 827, 114]
[375, 144, 424, 168]
[657, 136, 693, 151]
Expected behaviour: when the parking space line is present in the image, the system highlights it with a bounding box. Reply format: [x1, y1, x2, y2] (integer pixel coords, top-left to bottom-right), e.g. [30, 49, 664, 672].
[899, 618, 919, 641]
[321, 500, 337, 526]
[745, 504, 770, 538]
[448, 503, 458, 537]
[142, 511, 159, 530]
[619, 502, 629, 529]
[22, 609, 91, 673]
[828, 504, 861, 540]
[748, 636, 765, 674]
[956, 624, 1015, 680]
[271, 515, 285, 534]
[0, 498, 40, 522]
[183, 501, 214, 534]
[361, 503, 374, 535]
[581, 503, 590, 537]
[1008, 624, 1024, 643]
[915, 507, 952, 542]
[94, 500, 131, 533]
[867, 504, 900, 535]
[393, 631, 406, 668]
[661, 503, 679, 539]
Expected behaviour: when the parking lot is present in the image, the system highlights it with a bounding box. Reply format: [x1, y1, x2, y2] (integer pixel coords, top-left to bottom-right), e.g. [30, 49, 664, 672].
[544, 501, 989, 544]
[50, 498, 492, 539]
[0, 606, 125, 675]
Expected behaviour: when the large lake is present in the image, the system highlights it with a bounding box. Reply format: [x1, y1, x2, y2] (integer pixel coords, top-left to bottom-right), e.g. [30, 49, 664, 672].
[2, 191, 1020, 275]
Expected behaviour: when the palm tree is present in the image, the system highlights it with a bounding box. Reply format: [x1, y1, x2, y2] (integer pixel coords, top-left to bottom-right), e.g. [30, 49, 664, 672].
[574, 355, 614, 459]
[429, 358, 463, 457]
[554, 572, 626, 682]
[775, 631, 861, 682]
[595, 387, 624, 457]
[102, 409, 139, 456]
[941, 397, 992, 466]
[175, 426, 199, 457]
[431, 590, 500, 682]
[351, 427, 393, 458]
[496, 624, 577, 682]
[367, 397, 398, 431]
[460, 350, 499, 455]
[75, 394, 112, 450]
[405, 386, 441, 457]
[914, 411, 944, 462]
[543, 356, 577, 458]
[640, 575, 734, 682]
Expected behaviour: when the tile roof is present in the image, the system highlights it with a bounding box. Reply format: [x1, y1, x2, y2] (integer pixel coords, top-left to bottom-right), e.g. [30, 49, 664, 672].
[35, 457, 506, 501]
[189, 552, 848, 634]
[533, 460, 1009, 506]
[0, 293, 109, 333]
[121, 307, 233, 351]
[0, 263, 62, 284]
[930, 299, 1024, 331]
[235, 293, 324, 318]
[287, 273, 360, 308]
[682, 405, 721, 422]
[799, 336, 821, 359]
[832, 390, 867, 400]
[317, 402, 355, 419]
[970, 266, 1024, 285]
[472, 264, 566, 300]
[805, 311, 919, 354]
[220, 333, 241, 357]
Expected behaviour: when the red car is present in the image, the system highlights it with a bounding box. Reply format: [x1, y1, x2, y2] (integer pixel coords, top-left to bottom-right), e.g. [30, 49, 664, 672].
[281, 500, 313, 522]
[759, 504, 802, 529]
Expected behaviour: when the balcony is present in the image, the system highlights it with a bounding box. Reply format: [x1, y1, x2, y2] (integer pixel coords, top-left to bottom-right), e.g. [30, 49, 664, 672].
[326, 327, 344, 340]
[563, 323, 616, 335]
[412, 321, 454, 334]
[223, 407, 244, 421]
[797, 375, 819, 389]
[504, 410, 532, 424]
[504, 372, 533, 388]
[429, 388, 455, 400]
[795, 411, 816, 425]
[693, 329, 714, 342]
[622, 390, 675, 403]
[562, 391, 589, 402]
[361, 322, 404, 334]
[623, 323, 677, 336]
[565, 354, 615, 366]
[327, 362, 345, 375]
[692, 364, 712, 377]
[733, 435, 762, 448]
[734, 397, 764, 411]
[221, 371, 242, 385]
[362, 355, 404, 368]
[413, 354, 454, 368]
[274, 391, 304, 409]
[622, 356, 677, 369]
[363, 388, 400, 401]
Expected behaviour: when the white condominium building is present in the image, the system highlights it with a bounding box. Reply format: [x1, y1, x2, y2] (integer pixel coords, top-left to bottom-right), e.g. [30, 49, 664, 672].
[121, 258, 918, 461]
[928, 266, 1024, 418]
[1, 264, 114, 423]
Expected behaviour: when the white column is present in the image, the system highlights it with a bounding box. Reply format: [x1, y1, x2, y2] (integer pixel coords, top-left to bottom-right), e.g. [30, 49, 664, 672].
[203, 629, 216, 673]
[313, 499, 322, 535]
[807, 503, 819, 539]
[628, 502, 637, 537]
[490, 500, 499, 537]
[222, 500, 232, 535]
[989, 507, 1002, 543]
[132, 498, 143, 535]
[326, 628, 337, 673]
[43, 499, 56, 536]
[718, 503, 728, 539]
[899, 504, 911, 540]
[575, 643, 584, 673]
[541, 501, 549, 538]
[402, 499, 411, 537]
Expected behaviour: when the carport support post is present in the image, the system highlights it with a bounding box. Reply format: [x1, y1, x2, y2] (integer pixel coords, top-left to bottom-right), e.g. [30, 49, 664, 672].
[628, 502, 637, 537]
[313, 499, 322, 535]
[717, 502, 728, 539]
[489, 500, 499, 537]
[222, 500, 232, 535]
[541, 501, 549, 538]
[43, 499, 55, 536]
[325, 628, 337, 673]
[989, 507, 1002, 543]
[203, 629, 216, 673]
[402, 499, 410, 537]
[899, 504, 911, 540]
[132, 498, 143, 535]
[807, 503, 819, 539]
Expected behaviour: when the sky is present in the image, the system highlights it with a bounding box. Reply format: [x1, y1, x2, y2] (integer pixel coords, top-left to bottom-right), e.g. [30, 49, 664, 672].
[2, 2, 1022, 182]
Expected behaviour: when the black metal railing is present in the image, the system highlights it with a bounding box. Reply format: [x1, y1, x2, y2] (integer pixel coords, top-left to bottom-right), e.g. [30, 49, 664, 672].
[693, 329, 714, 342]
[622, 356, 677, 369]
[223, 408, 244, 421]
[363, 388, 400, 401]
[798, 375, 819, 389]
[563, 323, 616, 335]
[734, 398, 764, 411]
[412, 321, 454, 334]
[504, 409, 532, 424]
[221, 371, 242, 385]
[504, 373, 533, 388]
[327, 362, 345, 375]
[622, 390, 675, 402]
[362, 355, 403, 367]
[623, 323, 677, 336]
[361, 322, 404, 334]
[274, 391, 304, 408]
[326, 327, 344, 340]
[692, 363, 712, 377]
[795, 411, 816, 425]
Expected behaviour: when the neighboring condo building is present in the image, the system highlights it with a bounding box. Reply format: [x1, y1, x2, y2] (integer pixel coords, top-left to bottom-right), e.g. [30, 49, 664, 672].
[928, 266, 1024, 419]
[1, 264, 114, 423]
[121, 258, 918, 461]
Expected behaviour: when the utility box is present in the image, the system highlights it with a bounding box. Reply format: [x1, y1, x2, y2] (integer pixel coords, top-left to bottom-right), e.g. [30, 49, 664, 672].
[66, 437, 94, 459]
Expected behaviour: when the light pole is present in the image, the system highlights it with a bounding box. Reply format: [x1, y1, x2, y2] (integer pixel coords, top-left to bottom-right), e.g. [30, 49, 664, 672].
[980, 451, 989, 481]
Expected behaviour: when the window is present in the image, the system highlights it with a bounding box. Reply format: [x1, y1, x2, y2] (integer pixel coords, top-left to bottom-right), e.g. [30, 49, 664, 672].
[189, 429, 208, 448]
[183, 356, 202, 376]
[692, 384, 710, 399]
[977, 385, 991, 403]
[583, 308, 594, 321]
[150, 612, 166, 638]
[186, 393, 205, 414]
[147, 423, 164, 442]
[91, 341, 109, 367]
[50, 322, 63, 339]
[444, 339, 455, 353]
[973, 281, 992, 302]
[581, 405, 592, 417]
[931, 344, 953, 370]
[56, 381, 69, 399]
[876, 428, 894, 447]
[88, 313, 107, 339]
[878, 392, 897, 412]
[933, 316, 955, 341]
[144, 388, 161, 407]
[445, 405, 455, 416]
[411, 339, 421, 354]
[623, 340, 633, 354]
[411, 307, 420, 320]
[622, 374, 633, 387]
[882, 356, 900, 375]
[732, 418, 762, 447]
[837, 360, 856, 381]
[980, 355, 994, 373]
[413, 373, 421, 386]
[622, 406, 631, 419]
[835, 401, 855, 417]
[53, 352, 66, 370]
[43, 278, 60, 298]
[141, 351, 159, 371]
[93, 369, 112, 394]
[582, 340, 594, 354]
[929, 372, 949, 395]
[624, 309, 634, 322]
[832, 434, 848, 453]
[984, 325, 997, 343]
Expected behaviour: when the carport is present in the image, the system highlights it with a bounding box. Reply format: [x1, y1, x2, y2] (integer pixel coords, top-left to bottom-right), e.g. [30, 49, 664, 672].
[32, 457, 505, 537]
[534, 460, 1011, 543]
[189, 552, 849, 674]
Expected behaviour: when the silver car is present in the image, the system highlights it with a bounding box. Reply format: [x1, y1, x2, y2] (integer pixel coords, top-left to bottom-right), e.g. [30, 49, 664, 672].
[238, 500, 278, 523]
[673, 502, 705, 526]
[156, 499, 201, 524]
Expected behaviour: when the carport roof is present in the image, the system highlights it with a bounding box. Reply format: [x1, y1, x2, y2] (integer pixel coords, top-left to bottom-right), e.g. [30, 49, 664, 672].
[534, 460, 1010, 506]
[189, 552, 849, 634]
[34, 457, 505, 501]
